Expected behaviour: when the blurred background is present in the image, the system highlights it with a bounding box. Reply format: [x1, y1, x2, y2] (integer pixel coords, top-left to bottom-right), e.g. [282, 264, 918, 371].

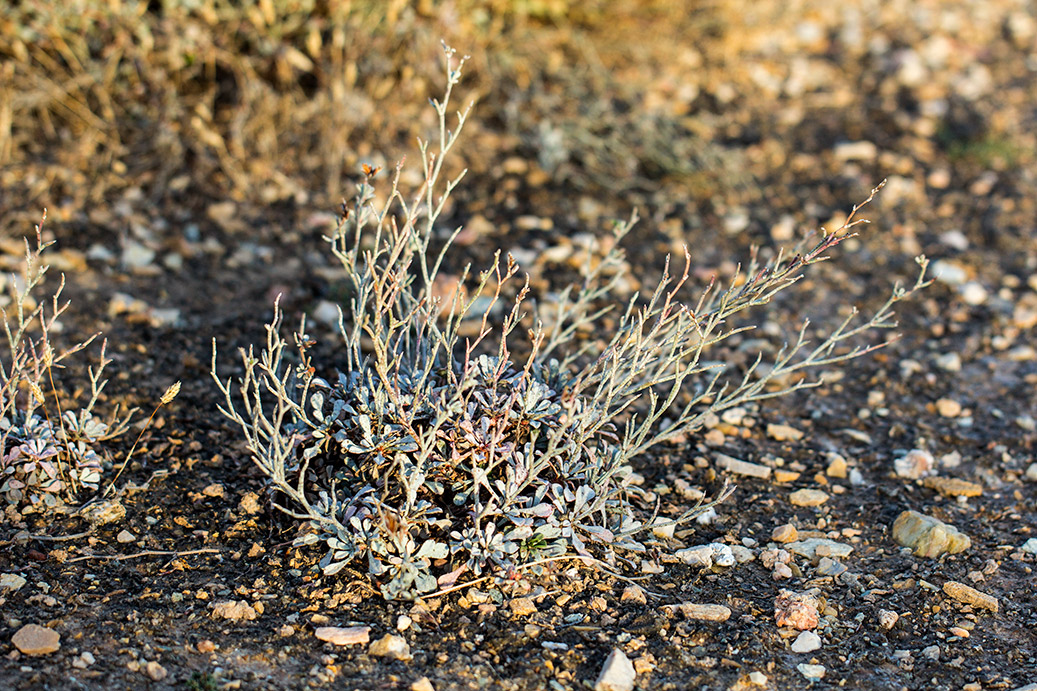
[1, 0, 1035, 313]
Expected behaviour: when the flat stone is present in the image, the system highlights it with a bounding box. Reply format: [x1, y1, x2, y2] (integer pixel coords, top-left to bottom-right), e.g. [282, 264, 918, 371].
[116, 530, 136, 543]
[145, 661, 167, 681]
[621, 585, 647, 605]
[12, 624, 60, 655]
[666, 603, 732, 622]
[1021, 538, 1037, 555]
[815, 557, 847, 577]
[788, 489, 829, 507]
[894, 449, 935, 479]
[716, 454, 771, 479]
[771, 523, 798, 543]
[892, 511, 971, 558]
[0, 573, 27, 591]
[791, 630, 822, 653]
[594, 648, 636, 691]
[826, 455, 848, 478]
[797, 663, 826, 680]
[787, 538, 854, 561]
[369, 634, 411, 661]
[943, 581, 999, 612]
[509, 597, 537, 616]
[411, 678, 436, 691]
[767, 423, 804, 441]
[773, 470, 801, 483]
[211, 600, 259, 621]
[921, 476, 983, 498]
[315, 626, 370, 646]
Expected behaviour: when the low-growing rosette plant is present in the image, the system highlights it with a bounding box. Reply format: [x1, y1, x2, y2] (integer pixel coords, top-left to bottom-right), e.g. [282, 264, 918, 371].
[0, 218, 179, 519]
[213, 45, 930, 599]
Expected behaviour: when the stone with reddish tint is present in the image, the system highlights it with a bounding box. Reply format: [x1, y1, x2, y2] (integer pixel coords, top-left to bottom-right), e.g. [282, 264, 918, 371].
[774, 590, 821, 630]
[315, 626, 370, 646]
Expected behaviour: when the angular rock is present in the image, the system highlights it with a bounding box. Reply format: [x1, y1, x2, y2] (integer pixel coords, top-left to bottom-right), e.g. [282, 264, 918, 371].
[774, 590, 820, 630]
[943, 581, 999, 612]
[594, 648, 636, 691]
[771, 523, 798, 543]
[211, 600, 259, 621]
[892, 511, 971, 558]
[665, 603, 731, 622]
[894, 450, 935, 479]
[621, 585, 647, 605]
[145, 661, 167, 681]
[411, 678, 436, 691]
[791, 630, 821, 653]
[877, 609, 899, 630]
[315, 626, 370, 646]
[509, 597, 537, 616]
[12, 624, 60, 655]
[797, 663, 826, 680]
[767, 423, 804, 441]
[369, 634, 412, 661]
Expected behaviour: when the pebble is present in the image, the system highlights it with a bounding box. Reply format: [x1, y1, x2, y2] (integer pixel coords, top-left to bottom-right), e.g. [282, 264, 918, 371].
[116, 530, 136, 543]
[767, 423, 804, 441]
[145, 660, 168, 681]
[1026, 463, 1037, 482]
[396, 615, 412, 632]
[0, 573, 27, 591]
[621, 585, 647, 605]
[773, 469, 801, 483]
[238, 491, 262, 515]
[651, 519, 676, 539]
[826, 455, 848, 478]
[943, 581, 999, 612]
[71, 651, 95, 669]
[315, 626, 370, 646]
[894, 449, 935, 479]
[771, 523, 798, 543]
[12, 624, 60, 655]
[80, 499, 126, 527]
[921, 476, 983, 498]
[1021, 538, 1037, 555]
[665, 603, 732, 622]
[877, 609, 899, 630]
[791, 630, 822, 653]
[716, 454, 771, 479]
[936, 398, 963, 417]
[892, 511, 971, 558]
[675, 543, 734, 568]
[815, 557, 847, 577]
[788, 489, 829, 507]
[834, 140, 877, 162]
[509, 597, 537, 616]
[594, 648, 636, 691]
[211, 600, 259, 621]
[369, 634, 412, 661]
[774, 590, 820, 630]
[411, 678, 436, 691]
[796, 663, 826, 680]
[786, 538, 853, 562]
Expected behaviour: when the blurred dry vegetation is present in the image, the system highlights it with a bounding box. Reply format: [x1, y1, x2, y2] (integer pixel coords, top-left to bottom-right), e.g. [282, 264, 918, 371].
[0, 0, 747, 236]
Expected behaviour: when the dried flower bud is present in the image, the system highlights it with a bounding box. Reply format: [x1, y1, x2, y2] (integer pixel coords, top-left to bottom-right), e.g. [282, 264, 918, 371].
[161, 381, 181, 405]
[28, 381, 46, 404]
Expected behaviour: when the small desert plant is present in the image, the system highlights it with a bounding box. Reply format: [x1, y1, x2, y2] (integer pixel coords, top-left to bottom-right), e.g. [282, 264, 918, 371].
[0, 216, 178, 517]
[214, 45, 929, 599]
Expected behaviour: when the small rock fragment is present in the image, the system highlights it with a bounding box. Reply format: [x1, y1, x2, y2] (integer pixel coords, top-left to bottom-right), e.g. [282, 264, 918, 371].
[316, 626, 370, 646]
[1021, 538, 1037, 555]
[786, 538, 853, 562]
[767, 423, 804, 441]
[791, 630, 822, 653]
[116, 530, 136, 543]
[716, 454, 772, 479]
[936, 398, 963, 417]
[80, 499, 126, 526]
[815, 557, 847, 577]
[12, 624, 60, 655]
[196, 640, 216, 653]
[675, 545, 713, 568]
[788, 489, 829, 507]
[826, 455, 848, 478]
[892, 511, 971, 558]
[774, 590, 820, 630]
[921, 476, 983, 498]
[877, 609, 899, 630]
[671, 603, 732, 622]
[0, 573, 27, 591]
[621, 585, 647, 605]
[797, 663, 826, 680]
[145, 661, 167, 681]
[594, 648, 636, 691]
[509, 597, 537, 616]
[238, 491, 262, 515]
[411, 678, 436, 691]
[771, 523, 798, 543]
[211, 600, 259, 621]
[369, 634, 412, 661]
[943, 581, 999, 612]
[894, 449, 935, 479]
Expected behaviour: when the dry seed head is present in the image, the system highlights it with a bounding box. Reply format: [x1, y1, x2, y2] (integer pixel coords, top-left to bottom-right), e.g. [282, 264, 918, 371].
[161, 381, 181, 405]
[28, 381, 46, 404]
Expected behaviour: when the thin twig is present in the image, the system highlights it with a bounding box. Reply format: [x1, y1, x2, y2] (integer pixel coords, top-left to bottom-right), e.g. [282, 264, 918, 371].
[67, 547, 220, 563]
